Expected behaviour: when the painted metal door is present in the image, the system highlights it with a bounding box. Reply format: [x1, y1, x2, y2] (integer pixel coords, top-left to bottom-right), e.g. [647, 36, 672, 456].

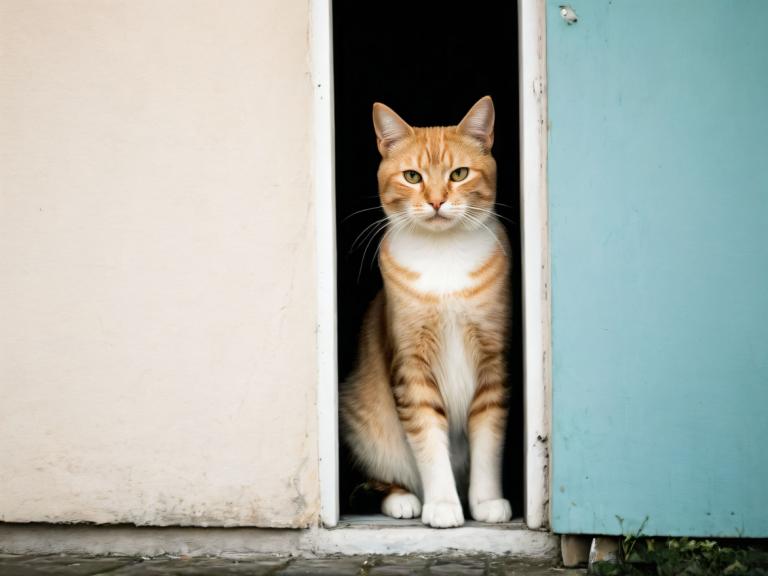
[547, 0, 768, 536]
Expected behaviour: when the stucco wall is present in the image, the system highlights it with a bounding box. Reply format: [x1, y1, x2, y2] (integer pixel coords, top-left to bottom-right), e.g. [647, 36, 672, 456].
[0, 0, 319, 527]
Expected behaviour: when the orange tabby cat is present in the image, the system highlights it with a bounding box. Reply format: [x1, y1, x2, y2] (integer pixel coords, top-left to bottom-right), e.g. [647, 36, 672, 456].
[341, 97, 511, 528]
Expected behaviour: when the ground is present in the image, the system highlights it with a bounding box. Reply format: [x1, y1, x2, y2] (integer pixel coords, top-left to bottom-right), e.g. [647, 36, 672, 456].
[0, 554, 584, 575]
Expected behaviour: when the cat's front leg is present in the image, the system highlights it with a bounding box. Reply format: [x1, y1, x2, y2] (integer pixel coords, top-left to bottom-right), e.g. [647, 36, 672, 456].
[468, 352, 512, 523]
[415, 426, 465, 528]
[393, 355, 464, 528]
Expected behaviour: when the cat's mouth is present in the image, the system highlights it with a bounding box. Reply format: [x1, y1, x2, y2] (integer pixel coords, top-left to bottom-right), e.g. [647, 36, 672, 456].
[422, 213, 458, 231]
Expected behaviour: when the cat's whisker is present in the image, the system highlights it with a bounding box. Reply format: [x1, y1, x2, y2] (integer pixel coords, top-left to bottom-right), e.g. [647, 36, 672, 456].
[351, 208, 410, 253]
[371, 215, 410, 271]
[357, 211, 409, 281]
[462, 212, 507, 256]
[350, 215, 391, 252]
[356, 226, 388, 282]
[342, 205, 384, 223]
[492, 201, 516, 210]
[466, 206, 517, 226]
[366, 215, 408, 273]
[459, 212, 477, 232]
[464, 206, 499, 223]
[357, 221, 391, 278]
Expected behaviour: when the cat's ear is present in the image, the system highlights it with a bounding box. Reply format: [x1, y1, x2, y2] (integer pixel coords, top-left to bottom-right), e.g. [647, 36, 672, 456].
[457, 96, 495, 150]
[373, 103, 414, 156]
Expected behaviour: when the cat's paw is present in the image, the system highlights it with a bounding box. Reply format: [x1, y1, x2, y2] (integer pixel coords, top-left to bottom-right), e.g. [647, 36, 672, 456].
[470, 498, 512, 523]
[421, 500, 465, 528]
[381, 491, 422, 519]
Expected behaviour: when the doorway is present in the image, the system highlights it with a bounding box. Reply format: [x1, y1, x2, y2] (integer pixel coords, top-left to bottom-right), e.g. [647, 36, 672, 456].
[332, 0, 523, 519]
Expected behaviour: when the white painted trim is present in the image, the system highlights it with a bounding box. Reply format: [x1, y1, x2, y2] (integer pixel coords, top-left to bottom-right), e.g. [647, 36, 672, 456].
[0, 524, 559, 559]
[310, 0, 339, 528]
[317, 519, 558, 557]
[519, 0, 551, 530]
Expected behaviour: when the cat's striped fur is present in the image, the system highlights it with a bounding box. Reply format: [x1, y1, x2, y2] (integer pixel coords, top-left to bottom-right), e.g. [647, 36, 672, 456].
[341, 97, 511, 528]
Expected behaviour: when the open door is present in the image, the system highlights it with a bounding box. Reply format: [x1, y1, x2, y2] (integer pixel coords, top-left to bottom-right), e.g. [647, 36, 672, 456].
[332, 0, 524, 521]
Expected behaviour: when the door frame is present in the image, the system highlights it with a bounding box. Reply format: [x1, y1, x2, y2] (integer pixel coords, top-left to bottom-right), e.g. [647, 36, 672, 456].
[311, 0, 551, 530]
[518, 0, 551, 531]
[311, 0, 340, 529]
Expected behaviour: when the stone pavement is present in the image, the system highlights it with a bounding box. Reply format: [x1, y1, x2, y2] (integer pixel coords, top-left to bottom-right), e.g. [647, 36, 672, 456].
[0, 554, 586, 575]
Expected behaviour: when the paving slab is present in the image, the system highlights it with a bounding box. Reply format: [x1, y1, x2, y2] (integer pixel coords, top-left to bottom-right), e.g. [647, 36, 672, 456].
[367, 554, 432, 575]
[0, 554, 137, 576]
[428, 556, 488, 575]
[273, 555, 367, 575]
[110, 555, 290, 575]
[0, 553, 586, 575]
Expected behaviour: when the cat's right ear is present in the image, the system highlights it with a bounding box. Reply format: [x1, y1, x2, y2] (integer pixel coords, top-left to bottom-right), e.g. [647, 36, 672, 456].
[373, 103, 414, 156]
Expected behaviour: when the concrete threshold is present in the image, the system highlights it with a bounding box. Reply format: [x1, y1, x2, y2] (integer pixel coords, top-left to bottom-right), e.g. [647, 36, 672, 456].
[0, 516, 559, 559]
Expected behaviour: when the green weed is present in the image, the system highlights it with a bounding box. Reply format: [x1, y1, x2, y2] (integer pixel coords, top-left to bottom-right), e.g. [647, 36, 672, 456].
[592, 536, 768, 576]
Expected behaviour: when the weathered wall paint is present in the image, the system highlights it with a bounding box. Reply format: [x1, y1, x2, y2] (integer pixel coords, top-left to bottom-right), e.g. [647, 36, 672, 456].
[548, 0, 768, 536]
[0, 0, 319, 527]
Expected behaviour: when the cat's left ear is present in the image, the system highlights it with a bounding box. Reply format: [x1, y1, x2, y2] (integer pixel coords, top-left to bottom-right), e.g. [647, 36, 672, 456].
[457, 96, 495, 150]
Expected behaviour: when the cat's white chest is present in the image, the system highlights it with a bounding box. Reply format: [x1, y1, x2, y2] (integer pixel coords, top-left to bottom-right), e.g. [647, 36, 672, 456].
[386, 226, 497, 294]
[435, 301, 476, 433]
[386, 226, 498, 431]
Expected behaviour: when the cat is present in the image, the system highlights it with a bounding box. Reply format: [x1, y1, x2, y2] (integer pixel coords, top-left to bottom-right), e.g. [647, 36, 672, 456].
[340, 97, 512, 528]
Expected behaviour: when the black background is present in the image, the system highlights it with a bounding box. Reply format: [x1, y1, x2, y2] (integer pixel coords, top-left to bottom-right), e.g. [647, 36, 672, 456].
[333, 1, 522, 517]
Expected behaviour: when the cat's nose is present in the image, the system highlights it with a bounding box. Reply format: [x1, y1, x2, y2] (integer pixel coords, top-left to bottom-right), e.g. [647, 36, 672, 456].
[431, 200, 446, 211]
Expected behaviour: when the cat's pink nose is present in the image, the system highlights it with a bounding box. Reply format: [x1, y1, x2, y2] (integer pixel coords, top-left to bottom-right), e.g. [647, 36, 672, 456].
[431, 200, 446, 211]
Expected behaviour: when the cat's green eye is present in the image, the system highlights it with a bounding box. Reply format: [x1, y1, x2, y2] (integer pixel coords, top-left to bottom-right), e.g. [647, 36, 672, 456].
[403, 170, 422, 184]
[450, 167, 469, 182]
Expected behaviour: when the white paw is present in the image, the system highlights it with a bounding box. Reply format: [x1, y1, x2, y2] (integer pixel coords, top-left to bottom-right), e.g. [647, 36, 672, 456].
[421, 500, 465, 528]
[471, 498, 512, 523]
[381, 492, 422, 519]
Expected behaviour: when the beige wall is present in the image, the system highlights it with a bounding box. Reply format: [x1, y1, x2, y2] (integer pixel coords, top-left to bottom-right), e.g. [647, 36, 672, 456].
[0, 0, 319, 527]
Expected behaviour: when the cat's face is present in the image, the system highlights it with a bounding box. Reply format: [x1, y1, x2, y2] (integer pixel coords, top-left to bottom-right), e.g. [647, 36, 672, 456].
[373, 97, 497, 233]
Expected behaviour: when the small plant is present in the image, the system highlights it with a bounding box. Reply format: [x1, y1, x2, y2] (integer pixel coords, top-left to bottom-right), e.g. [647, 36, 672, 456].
[620, 516, 649, 563]
[592, 536, 768, 575]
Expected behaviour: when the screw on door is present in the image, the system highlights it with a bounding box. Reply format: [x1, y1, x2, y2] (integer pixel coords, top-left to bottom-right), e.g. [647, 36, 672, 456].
[559, 5, 578, 24]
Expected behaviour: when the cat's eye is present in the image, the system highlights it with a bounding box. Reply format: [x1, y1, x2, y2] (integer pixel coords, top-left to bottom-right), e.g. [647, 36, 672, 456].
[450, 167, 469, 182]
[403, 170, 422, 184]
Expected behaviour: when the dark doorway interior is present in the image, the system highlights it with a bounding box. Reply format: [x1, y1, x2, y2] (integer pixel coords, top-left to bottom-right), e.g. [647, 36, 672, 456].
[333, 1, 522, 518]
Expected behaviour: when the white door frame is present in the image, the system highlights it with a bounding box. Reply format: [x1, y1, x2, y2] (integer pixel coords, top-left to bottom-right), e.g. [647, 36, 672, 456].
[311, 0, 550, 530]
[518, 0, 550, 531]
[310, 0, 340, 529]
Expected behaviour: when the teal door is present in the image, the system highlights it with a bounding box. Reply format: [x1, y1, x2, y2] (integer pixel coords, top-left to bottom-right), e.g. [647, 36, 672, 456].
[548, 0, 768, 537]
